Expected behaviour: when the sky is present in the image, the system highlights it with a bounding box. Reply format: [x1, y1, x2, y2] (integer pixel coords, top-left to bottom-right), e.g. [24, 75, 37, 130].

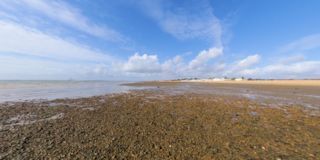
[0, 0, 319, 80]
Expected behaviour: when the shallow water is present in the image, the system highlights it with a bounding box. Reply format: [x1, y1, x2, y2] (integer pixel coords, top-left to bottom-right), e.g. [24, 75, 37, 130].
[0, 80, 149, 102]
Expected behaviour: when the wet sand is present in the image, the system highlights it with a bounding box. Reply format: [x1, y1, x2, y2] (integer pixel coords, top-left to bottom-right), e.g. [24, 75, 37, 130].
[170, 79, 320, 87]
[1, 82, 320, 159]
[127, 81, 320, 109]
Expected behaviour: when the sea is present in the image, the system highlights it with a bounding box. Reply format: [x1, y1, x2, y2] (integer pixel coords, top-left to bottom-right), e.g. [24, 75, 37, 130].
[0, 80, 147, 103]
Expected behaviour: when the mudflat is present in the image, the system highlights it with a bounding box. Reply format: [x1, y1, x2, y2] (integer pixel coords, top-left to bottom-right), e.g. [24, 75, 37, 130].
[169, 80, 320, 87]
[128, 79, 320, 87]
[1, 82, 320, 159]
[128, 80, 320, 108]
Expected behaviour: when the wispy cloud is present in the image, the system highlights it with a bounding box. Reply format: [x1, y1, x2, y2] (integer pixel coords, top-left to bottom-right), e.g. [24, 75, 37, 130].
[0, 0, 134, 80]
[232, 34, 320, 79]
[0, 0, 318, 80]
[188, 47, 223, 70]
[133, 0, 226, 78]
[238, 34, 320, 79]
[137, 0, 223, 46]
[235, 54, 260, 69]
[278, 55, 305, 64]
[162, 55, 184, 74]
[221, 54, 261, 77]
[0, 20, 119, 80]
[0, 20, 113, 62]
[0, 54, 85, 80]
[279, 33, 320, 53]
[0, 0, 126, 42]
[240, 61, 320, 79]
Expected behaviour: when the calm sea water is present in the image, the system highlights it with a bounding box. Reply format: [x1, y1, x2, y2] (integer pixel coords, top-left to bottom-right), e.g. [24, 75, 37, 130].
[0, 81, 147, 102]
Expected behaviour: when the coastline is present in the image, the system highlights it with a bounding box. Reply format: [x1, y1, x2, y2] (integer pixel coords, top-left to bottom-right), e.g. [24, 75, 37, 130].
[1, 82, 320, 159]
[162, 79, 320, 87]
[0, 81, 149, 103]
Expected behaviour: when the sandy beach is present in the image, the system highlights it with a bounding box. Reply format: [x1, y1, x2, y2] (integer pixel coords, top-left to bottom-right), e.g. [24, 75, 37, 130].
[1, 81, 320, 159]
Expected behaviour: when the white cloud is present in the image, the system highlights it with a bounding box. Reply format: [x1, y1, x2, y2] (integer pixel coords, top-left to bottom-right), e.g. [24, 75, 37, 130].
[235, 34, 320, 79]
[122, 53, 162, 73]
[263, 61, 320, 75]
[0, 20, 118, 80]
[189, 47, 223, 70]
[235, 33, 320, 79]
[0, 0, 125, 42]
[231, 34, 320, 78]
[3, 19, 317, 79]
[121, 47, 224, 77]
[0, 20, 113, 63]
[162, 55, 184, 74]
[278, 55, 305, 64]
[0, 53, 121, 80]
[91, 64, 109, 75]
[137, 0, 223, 46]
[239, 61, 320, 78]
[1, 0, 318, 80]
[235, 54, 260, 69]
[0, 54, 89, 80]
[135, 0, 225, 75]
[126, 50, 318, 79]
[280, 33, 320, 53]
[222, 54, 261, 77]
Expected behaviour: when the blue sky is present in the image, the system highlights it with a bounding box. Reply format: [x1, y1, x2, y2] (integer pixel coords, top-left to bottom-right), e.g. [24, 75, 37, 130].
[0, 0, 319, 80]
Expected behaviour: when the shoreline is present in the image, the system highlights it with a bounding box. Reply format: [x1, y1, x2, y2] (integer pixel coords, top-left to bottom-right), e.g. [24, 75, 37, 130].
[2, 80, 320, 108]
[0, 81, 151, 103]
[126, 79, 320, 87]
[1, 90, 319, 159]
[161, 79, 320, 87]
[127, 80, 320, 109]
[1, 82, 320, 159]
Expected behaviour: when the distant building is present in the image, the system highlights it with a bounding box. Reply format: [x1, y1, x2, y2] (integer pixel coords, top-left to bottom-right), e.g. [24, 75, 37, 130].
[212, 78, 226, 81]
[235, 77, 246, 81]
